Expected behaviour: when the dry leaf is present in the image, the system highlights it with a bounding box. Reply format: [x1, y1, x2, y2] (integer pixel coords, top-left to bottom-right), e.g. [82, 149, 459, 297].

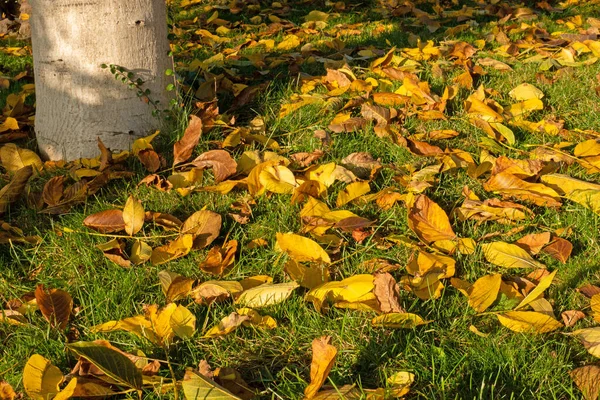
[407, 194, 456, 243]
[571, 365, 600, 400]
[35, 284, 73, 329]
[83, 209, 125, 233]
[373, 272, 404, 313]
[304, 336, 337, 399]
[482, 242, 546, 269]
[174, 115, 203, 166]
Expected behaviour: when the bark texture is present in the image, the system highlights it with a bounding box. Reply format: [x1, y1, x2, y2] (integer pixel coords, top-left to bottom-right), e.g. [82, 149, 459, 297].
[30, 0, 173, 160]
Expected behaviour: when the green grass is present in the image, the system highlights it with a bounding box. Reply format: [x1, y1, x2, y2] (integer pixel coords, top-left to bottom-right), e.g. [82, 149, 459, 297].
[3, 0, 600, 399]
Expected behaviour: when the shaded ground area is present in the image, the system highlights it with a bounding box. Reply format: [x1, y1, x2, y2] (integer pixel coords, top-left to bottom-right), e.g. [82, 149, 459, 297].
[2, 0, 600, 398]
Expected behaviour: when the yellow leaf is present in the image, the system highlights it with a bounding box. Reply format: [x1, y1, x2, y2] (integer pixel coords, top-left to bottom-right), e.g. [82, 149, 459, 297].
[508, 83, 544, 101]
[467, 274, 502, 313]
[335, 181, 371, 207]
[306, 274, 374, 312]
[284, 259, 330, 289]
[170, 304, 196, 339]
[130, 241, 152, 265]
[496, 311, 562, 333]
[304, 10, 329, 22]
[0, 143, 42, 172]
[151, 234, 194, 265]
[132, 130, 159, 155]
[236, 307, 277, 329]
[304, 336, 337, 399]
[277, 35, 301, 51]
[203, 312, 250, 338]
[371, 313, 430, 328]
[566, 189, 600, 215]
[235, 282, 299, 308]
[23, 354, 63, 400]
[275, 232, 331, 264]
[92, 303, 195, 345]
[407, 194, 456, 244]
[515, 270, 557, 310]
[591, 294, 600, 323]
[123, 196, 144, 236]
[540, 173, 600, 196]
[482, 242, 546, 269]
[569, 328, 600, 357]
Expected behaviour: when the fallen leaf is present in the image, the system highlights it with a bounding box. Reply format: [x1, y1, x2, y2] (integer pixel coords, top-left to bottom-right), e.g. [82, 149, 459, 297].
[181, 210, 222, 249]
[276, 232, 331, 264]
[0, 143, 42, 172]
[373, 272, 404, 313]
[0, 165, 33, 214]
[35, 284, 72, 329]
[123, 196, 144, 236]
[83, 209, 125, 233]
[182, 369, 241, 399]
[407, 194, 456, 243]
[304, 336, 337, 399]
[496, 311, 562, 333]
[371, 313, 430, 328]
[235, 282, 299, 308]
[174, 115, 203, 166]
[482, 242, 546, 269]
[571, 365, 600, 400]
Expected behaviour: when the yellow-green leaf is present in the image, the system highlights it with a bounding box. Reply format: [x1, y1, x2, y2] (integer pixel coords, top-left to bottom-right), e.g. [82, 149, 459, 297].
[235, 282, 299, 308]
[515, 270, 557, 310]
[482, 242, 546, 269]
[372, 313, 430, 328]
[123, 196, 144, 236]
[496, 311, 562, 333]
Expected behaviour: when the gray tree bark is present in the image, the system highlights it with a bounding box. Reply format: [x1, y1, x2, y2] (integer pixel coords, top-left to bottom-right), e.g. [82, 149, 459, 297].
[30, 0, 173, 160]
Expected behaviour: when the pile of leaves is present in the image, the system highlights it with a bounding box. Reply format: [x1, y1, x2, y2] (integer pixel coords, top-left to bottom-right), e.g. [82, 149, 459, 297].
[4, 0, 600, 398]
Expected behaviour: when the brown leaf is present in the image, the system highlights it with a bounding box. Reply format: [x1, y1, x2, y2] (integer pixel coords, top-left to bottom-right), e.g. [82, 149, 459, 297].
[97, 137, 113, 171]
[290, 150, 324, 168]
[97, 238, 131, 268]
[42, 176, 65, 207]
[304, 336, 338, 399]
[515, 232, 551, 255]
[138, 174, 173, 191]
[571, 365, 600, 400]
[83, 209, 125, 233]
[191, 150, 237, 183]
[328, 117, 367, 133]
[341, 152, 382, 180]
[145, 212, 183, 231]
[199, 240, 238, 276]
[35, 284, 73, 329]
[543, 237, 572, 263]
[173, 115, 203, 166]
[181, 210, 222, 249]
[138, 149, 161, 172]
[578, 284, 600, 298]
[561, 310, 585, 327]
[0, 165, 33, 214]
[373, 272, 404, 313]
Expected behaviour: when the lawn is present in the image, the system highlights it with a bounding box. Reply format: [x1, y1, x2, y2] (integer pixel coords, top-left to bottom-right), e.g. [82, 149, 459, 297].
[2, 0, 600, 399]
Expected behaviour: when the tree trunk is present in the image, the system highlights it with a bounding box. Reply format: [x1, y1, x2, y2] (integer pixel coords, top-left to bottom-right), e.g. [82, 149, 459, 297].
[30, 0, 173, 161]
